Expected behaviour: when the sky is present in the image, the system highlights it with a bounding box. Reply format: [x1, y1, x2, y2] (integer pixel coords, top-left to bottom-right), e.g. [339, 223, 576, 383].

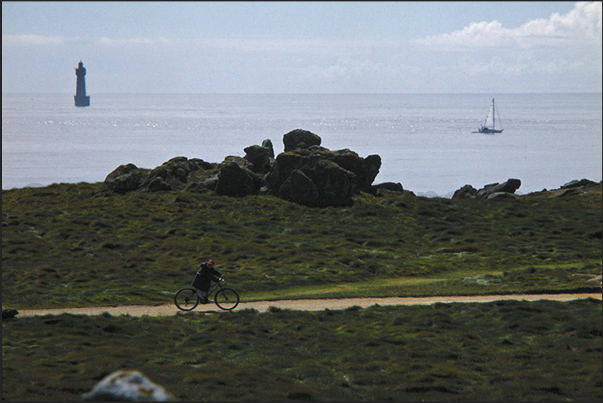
[2, 1, 602, 94]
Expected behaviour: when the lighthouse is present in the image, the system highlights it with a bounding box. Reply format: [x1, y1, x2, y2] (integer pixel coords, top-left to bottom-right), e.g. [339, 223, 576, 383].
[74, 61, 90, 107]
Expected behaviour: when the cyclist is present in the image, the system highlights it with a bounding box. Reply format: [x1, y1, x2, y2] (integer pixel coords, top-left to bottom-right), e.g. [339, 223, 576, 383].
[192, 259, 223, 303]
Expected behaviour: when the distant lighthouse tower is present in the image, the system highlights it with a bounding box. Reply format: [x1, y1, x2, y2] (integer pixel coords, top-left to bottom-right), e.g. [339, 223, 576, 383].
[74, 61, 90, 107]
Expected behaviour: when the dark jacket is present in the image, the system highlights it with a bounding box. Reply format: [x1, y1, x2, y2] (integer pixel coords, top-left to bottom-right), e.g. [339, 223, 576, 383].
[192, 263, 222, 292]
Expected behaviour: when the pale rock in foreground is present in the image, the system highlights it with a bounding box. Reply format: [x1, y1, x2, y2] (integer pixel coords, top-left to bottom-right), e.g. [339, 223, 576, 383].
[82, 370, 173, 401]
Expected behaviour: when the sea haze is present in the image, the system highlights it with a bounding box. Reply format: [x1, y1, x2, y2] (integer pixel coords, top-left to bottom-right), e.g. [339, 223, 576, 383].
[2, 93, 601, 197]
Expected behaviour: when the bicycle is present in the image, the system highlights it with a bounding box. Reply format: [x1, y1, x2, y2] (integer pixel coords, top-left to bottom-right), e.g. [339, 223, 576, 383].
[174, 277, 240, 311]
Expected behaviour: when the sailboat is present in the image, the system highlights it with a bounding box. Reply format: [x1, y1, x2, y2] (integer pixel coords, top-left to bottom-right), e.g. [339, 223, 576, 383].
[474, 98, 503, 134]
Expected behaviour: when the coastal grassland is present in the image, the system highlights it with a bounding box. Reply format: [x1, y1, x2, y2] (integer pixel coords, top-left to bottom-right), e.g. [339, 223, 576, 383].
[2, 299, 601, 401]
[2, 182, 601, 309]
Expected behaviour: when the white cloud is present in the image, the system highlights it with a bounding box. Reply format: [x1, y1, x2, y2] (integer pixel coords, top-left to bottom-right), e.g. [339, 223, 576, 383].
[98, 37, 172, 46]
[416, 1, 602, 50]
[302, 58, 392, 81]
[2, 34, 79, 47]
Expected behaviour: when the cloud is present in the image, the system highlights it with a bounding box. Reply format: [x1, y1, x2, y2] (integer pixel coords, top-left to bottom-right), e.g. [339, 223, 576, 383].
[98, 37, 172, 46]
[416, 1, 602, 50]
[2, 34, 79, 47]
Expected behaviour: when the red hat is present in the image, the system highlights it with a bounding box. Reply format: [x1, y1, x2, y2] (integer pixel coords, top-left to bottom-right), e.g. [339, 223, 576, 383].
[207, 259, 215, 265]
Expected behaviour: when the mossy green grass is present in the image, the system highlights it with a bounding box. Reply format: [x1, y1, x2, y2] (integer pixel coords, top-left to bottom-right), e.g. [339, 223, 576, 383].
[2, 182, 601, 309]
[3, 299, 601, 401]
[2, 181, 601, 401]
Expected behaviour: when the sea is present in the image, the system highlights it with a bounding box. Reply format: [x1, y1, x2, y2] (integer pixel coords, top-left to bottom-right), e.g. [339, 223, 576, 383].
[2, 93, 602, 198]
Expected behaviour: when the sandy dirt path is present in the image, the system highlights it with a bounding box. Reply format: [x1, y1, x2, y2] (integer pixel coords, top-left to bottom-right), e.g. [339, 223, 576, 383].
[16, 293, 602, 318]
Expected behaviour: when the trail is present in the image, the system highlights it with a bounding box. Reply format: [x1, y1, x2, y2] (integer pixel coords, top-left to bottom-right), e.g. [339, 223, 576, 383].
[16, 293, 602, 318]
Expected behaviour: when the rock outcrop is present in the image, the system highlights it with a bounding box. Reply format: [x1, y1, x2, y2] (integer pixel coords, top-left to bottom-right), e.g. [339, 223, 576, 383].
[104, 157, 212, 194]
[82, 370, 173, 401]
[104, 129, 384, 208]
[452, 179, 521, 200]
[283, 129, 321, 152]
[214, 160, 261, 197]
[556, 178, 602, 197]
[103, 163, 143, 194]
[261, 144, 381, 207]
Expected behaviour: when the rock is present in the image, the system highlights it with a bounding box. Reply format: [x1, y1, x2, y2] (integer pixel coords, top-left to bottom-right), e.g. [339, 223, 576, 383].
[373, 182, 404, 192]
[475, 179, 521, 199]
[561, 178, 600, 189]
[2, 308, 19, 319]
[328, 149, 381, 191]
[261, 139, 275, 158]
[145, 176, 172, 192]
[82, 370, 173, 401]
[279, 169, 320, 207]
[214, 161, 259, 197]
[140, 157, 211, 192]
[105, 157, 212, 193]
[244, 144, 273, 174]
[104, 163, 142, 194]
[264, 151, 308, 193]
[452, 179, 521, 200]
[309, 159, 355, 207]
[273, 154, 357, 207]
[452, 184, 478, 199]
[102, 129, 383, 208]
[369, 182, 404, 196]
[283, 129, 321, 152]
[198, 174, 219, 191]
[263, 144, 380, 204]
[486, 191, 519, 200]
[363, 154, 382, 188]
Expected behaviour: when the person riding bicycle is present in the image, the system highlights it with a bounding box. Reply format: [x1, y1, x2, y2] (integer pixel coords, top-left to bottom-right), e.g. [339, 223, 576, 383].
[192, 259, 223, 303]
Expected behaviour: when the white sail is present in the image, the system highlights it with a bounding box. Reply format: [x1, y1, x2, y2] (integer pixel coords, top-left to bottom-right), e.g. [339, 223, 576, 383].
[484, 103, 494, 128]
[474, 97, 503, 134]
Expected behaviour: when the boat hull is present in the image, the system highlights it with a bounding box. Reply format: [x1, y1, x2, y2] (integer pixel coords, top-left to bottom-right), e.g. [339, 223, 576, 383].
[477, 128, 503, 134]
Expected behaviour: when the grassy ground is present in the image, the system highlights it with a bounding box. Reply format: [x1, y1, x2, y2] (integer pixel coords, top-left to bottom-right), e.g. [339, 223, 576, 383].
[2, 182, 601, 309]
[3, 299, 601, 401]
[2, 181, 601, 401]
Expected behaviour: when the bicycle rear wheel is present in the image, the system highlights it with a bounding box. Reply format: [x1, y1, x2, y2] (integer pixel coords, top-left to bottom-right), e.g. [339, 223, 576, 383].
[214, 288, 240, 310]
[174, 288, 199, 311]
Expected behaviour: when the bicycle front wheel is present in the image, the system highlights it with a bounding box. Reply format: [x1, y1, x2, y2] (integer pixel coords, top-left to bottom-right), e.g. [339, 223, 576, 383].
[214, 288, 240, 310]
[174, 288, 199, 311]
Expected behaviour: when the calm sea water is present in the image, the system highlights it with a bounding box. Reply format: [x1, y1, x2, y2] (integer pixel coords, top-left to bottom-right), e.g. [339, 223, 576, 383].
[2, 93, 601, 197]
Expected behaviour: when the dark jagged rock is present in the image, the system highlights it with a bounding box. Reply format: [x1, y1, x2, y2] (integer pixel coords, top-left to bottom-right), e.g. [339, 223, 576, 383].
[244, 144, 273, 174]
[2, 308, 19, 319]
[476, 179, 521, 199]
[279, 159, 355, 207]
[283, 129, 321, 152]
[452, 179, 521, 200]
[104, 163, 143, 194]
[105, 157, 212, 194]
[556, 179, 602, 197]
[373, 182, 404, 192]
[104, 130, 383, 207]
[145, 176, 172, 192]
[452, 184, 478, 199]
[139, 157, 211, 192]
[561, 178, 600, 189]
[279, 169, 320, 207]
[369, 182, 404, 196]
[363, 154, 382, 189]
[262, 145, 381, 202]
[329, 149, 381, 192]
[214, 161, 259, 197]
[307, 159, 356, 207]
[261, 139, 275, 158]
[486, 192, 519, 200]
